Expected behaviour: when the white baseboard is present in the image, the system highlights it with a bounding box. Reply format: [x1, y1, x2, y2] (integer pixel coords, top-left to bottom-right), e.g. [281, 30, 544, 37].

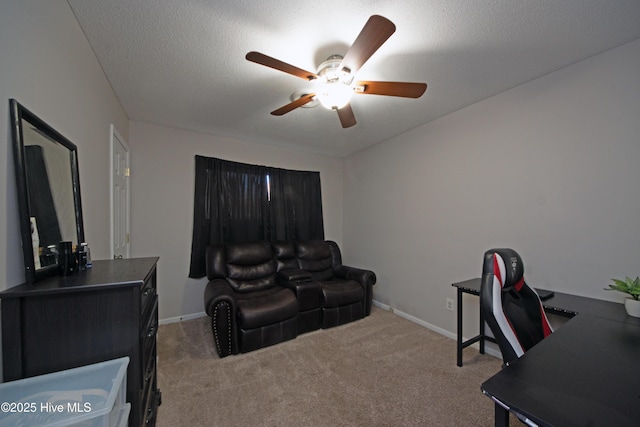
[372, 300, 502, 360]
[159, 311, 207, 325]
[373, 300, 455, 339]
[160, 302, 502, 359]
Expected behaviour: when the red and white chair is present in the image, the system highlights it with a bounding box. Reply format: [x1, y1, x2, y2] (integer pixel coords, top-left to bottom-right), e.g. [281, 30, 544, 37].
[480, 248, 553, 365]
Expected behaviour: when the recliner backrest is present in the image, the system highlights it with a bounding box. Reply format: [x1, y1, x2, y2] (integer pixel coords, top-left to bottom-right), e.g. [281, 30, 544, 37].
[205, 245, 226, 280]
[296, 241, 334, 281]
[224, 241, 277, 293]
[272, 241, 298, 271]
[480, 248, 553, 364]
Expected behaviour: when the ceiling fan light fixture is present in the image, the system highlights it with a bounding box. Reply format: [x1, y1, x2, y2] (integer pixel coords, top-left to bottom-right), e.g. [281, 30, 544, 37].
[246, 16, 425, 127]
[315, 55, 354, 110]
[316, 81, 353, 110]
[316, 54, 353, 84]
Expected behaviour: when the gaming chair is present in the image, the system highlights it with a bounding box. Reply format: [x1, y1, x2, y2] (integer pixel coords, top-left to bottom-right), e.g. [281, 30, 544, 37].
[480, 248, 553, 365]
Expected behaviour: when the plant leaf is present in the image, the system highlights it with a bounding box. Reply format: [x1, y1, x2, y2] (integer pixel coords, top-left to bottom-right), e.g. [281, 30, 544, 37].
[606, 277, 640, 300]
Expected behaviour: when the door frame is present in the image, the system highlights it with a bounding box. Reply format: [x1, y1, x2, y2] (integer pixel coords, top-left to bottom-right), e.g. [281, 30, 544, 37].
[109, 124, 130, 259]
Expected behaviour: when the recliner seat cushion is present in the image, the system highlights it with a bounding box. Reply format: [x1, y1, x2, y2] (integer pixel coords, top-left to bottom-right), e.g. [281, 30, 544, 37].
[321, 279, 363, 308]
[236, 286, 298, 329]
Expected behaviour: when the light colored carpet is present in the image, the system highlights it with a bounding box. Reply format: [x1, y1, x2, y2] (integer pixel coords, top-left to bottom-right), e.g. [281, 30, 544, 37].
[156, 306, 509, 426]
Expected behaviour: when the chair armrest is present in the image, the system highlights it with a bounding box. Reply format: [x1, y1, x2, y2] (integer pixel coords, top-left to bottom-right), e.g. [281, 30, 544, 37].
[278, 270, 321, 311]
[204, 279, 236, 316]
[334, 265, 377, 287]
[334, 265, 377, 316]
[204, 279, 238, 357]
[277, 269, 312, 283]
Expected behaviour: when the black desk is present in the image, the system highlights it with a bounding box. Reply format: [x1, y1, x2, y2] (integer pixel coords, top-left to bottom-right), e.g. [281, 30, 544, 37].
[481, 313, 640, 426]
[452, 278, 497, 367]
[451, 278, 629, 366]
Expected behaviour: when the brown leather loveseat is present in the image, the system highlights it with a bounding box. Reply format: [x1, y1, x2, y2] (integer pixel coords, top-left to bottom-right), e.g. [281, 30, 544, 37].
[204, 240, 376, 358]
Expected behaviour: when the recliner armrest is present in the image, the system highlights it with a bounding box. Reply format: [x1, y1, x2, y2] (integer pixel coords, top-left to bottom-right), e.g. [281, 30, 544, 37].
[204, 279, 238, 357]
[334, 265, 377, 287]
[277, 269, 312, 283]
[278, 271, 321, 312]
[204, 279, 236, 316]
[334, 265, 376, 317]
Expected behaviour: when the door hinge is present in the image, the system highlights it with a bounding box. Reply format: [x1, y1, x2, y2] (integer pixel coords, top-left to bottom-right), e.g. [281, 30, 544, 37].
[126, 233, 130, 243]
[124, 167, 130, 177]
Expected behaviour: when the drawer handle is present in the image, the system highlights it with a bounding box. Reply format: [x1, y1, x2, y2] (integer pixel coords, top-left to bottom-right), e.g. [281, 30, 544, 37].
[145, 367, 153, 383]
[145, 401, 154, 425]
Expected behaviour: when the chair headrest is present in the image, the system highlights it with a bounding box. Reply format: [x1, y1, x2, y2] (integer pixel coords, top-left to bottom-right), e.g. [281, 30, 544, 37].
[484, 248, 524, 291]
[226, 241, 272, 265]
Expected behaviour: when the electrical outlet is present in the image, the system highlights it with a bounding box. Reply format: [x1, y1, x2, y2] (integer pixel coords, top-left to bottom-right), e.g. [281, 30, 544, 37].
[446, 298, 455, 312]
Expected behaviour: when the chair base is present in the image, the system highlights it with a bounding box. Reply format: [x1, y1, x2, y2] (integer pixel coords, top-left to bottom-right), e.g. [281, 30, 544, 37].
[322, 302, 364, 328]
[298, 308, 322, 334]
[239, 316, 298, 353]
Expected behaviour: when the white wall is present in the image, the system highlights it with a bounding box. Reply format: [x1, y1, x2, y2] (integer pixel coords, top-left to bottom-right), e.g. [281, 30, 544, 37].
[343, 39, 640, 338]
[0, 0, 128, 379]
[0, 0, 344, 327]
[3, 0, 638, 356]
[128, 122, 344, 321]
[0, 0, 128, 288]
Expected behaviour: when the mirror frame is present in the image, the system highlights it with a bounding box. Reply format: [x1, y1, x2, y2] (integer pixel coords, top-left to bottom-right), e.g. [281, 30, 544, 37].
[10, 99, 85, 284]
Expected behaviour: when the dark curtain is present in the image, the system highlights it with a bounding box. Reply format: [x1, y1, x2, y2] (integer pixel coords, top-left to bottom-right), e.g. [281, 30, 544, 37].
[189, 156, 269, 278]
[269, 168, 324, 242]
[25, 145, 62, 248]
[219, 161, 270, 243]
[189, 156, 324, 278]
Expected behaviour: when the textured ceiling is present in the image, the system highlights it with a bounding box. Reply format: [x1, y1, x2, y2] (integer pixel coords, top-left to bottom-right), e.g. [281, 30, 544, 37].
[67, 0, 640, 157]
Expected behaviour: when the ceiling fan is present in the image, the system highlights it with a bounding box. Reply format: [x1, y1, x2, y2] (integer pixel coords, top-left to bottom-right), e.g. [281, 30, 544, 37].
[246, 15, 427, 128]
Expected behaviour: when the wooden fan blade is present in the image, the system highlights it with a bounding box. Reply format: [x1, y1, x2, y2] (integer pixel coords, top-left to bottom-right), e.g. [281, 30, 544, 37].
[355, 81, 427, 98]
[340, 15, 396, 75]
[246, 51, 318, 81]
[271, 93, 316, 116]
[336, 103, 357, 128]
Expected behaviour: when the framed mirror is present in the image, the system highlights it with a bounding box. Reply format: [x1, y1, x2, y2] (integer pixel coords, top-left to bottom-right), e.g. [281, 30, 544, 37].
[10, 99, 85, 284]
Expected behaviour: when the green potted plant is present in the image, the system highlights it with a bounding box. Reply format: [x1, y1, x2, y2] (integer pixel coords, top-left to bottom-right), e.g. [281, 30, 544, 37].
[604, 276, 640, 317]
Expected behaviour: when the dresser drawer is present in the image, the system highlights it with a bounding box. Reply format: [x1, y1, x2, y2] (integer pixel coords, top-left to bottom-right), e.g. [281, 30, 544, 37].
[141, 297, 158, 364]
[142, 341, 156, 394]
[142, 385, 159, 427]
[141, 345, 157, 421]
[141, 274, 156, 315]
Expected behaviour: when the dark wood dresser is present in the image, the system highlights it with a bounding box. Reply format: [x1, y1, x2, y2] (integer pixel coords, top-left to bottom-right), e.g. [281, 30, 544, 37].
[1, 257, 161, 426]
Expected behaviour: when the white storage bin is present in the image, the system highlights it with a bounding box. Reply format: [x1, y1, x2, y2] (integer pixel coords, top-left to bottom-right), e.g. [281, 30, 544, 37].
[0, 357, 129, 427]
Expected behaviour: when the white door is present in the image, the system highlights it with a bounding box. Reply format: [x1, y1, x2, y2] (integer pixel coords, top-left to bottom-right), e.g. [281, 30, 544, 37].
[110, 125, 130, 259]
